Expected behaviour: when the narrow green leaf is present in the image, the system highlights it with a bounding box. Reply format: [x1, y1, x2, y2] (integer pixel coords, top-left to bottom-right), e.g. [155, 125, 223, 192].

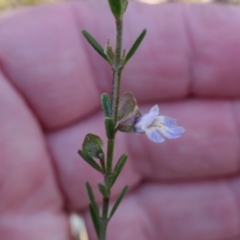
[85, 182, 99, 216]
[122, 49, 126, 60]
[121, 0, 128, 14]
[78, 150, 103, 173]
[89, 203, 100, 238]
[104, 117, 115, 139]
[97, 151, 105, 174]
[124, 29, 147, 65]
[82, 134, 104, 159]
[82, 30, 109, 62]
[101, 93, 111, 117]
[111, 153, 128, 187]
[98, 183, 109, 197]
[109, 185, 128, 219]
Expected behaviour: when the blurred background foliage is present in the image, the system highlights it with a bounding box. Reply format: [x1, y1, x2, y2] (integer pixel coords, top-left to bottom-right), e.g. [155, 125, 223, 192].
[0, 0, 60, 10]
[0, 0, 238, 12]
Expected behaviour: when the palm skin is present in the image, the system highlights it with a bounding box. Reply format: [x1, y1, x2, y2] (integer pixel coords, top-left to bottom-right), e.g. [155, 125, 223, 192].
[0, 1, 240, 240]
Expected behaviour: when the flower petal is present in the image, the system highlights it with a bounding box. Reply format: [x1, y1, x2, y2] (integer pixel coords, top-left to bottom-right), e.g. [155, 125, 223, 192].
[159, 126, 185, 139]
[145, 128, 165, 143]
[153, 116, 177, 127]
[134, 105, 159, 133]
[149, 105, 159, 116]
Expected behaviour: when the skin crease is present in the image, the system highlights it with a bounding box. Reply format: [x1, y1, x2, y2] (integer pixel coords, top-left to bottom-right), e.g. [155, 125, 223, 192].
[0, 1, 240, 240]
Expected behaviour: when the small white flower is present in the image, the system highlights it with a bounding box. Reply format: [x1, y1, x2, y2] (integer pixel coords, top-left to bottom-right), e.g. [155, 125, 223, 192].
[134, 105, 185, 143]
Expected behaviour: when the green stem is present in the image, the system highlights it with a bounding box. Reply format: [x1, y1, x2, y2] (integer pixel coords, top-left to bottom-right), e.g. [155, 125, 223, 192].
[111, 18, 123, 124]
[99, 18, 124, 240]
[99, 195, 109, 240]
[106, 138, 115, 175]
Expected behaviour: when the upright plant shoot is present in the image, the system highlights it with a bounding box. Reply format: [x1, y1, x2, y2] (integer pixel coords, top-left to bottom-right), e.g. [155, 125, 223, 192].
[78, 1, 185, 240]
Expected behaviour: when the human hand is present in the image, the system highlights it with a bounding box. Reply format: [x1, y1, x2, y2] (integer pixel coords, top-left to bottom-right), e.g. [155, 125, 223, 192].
[0, 2, 240, 240]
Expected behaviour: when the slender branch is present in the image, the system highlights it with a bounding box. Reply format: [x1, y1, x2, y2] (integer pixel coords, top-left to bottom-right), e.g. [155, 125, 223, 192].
[99, 18, 124, 240]
[111, 19, 123, 124]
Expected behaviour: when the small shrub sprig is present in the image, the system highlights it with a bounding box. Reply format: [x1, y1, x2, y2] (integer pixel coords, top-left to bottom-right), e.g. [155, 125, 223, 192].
[78, 1, 185, 240]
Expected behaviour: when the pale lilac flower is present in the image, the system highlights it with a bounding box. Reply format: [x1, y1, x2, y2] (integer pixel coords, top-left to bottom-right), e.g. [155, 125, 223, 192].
[134, 105, 185, 143]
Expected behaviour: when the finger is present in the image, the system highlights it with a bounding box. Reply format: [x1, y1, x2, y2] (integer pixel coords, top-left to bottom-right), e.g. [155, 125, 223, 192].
[85, 177, 240, 240]
[47, 99, 240, 209]
[0, 71, 70, 238]
[128, 100, 240, 181]
[0, 3, 101, 129]
[46, 110, 142, 210]
[1, 3, 240, 129]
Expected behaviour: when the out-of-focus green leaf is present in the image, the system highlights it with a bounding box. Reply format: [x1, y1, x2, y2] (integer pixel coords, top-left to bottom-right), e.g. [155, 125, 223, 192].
[78, 150, 103, 173]
[104, 117, 115, 139]
[124, 29, 146, 65]
[89, 204, 100, 238]
[109, 185, 128, 219]
[101, 93, 111, 117]
[82, 30, 109, 62]
[82, 134, 104, 159]
[98, 183, 109, 197]
[110, 153, 128, 187]
[85, 182, 99, 216]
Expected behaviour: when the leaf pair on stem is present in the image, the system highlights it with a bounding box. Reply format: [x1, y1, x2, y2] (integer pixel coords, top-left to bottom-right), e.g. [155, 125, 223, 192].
[82, 28, 146, 66]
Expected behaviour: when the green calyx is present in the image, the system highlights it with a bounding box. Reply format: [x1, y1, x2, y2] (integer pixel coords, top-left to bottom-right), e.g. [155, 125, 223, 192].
[108, 0, 128, 19]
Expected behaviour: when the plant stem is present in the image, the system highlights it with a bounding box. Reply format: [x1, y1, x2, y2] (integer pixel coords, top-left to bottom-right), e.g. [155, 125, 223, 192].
[106, 138, 115, 175]
[111, 18, 123, 124]
[99, 18, 124, 240]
